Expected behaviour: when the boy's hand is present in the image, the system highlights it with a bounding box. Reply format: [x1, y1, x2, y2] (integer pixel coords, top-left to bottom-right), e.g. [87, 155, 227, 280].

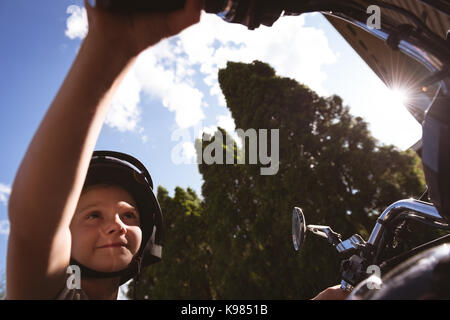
[311, 285, 351, 300]
[84, 0, 203, 58]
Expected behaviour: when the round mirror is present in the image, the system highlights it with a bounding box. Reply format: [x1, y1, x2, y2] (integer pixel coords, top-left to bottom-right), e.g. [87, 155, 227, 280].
[292, 207, 306, 251]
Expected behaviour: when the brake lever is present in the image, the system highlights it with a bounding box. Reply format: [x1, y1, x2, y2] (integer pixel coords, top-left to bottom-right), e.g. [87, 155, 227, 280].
[307, 225, 342, 246]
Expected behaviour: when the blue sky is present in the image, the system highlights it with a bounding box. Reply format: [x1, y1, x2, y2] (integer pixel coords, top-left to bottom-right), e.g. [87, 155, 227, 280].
[0, 0, 422, 282]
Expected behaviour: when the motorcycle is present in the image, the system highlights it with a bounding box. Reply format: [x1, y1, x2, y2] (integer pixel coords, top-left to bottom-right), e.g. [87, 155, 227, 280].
[95, 0, 450, 298]
[292, 201, 450, 299]
[287, 0, 449, 299]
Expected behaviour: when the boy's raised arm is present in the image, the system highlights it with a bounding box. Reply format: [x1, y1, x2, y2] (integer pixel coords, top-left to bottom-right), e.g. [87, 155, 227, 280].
[8, 29, 136, 240]
[7, 0, 202, 299]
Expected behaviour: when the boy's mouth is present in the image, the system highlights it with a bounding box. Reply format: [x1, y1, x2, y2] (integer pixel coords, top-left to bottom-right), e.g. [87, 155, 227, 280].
[98, 242, 128, 249]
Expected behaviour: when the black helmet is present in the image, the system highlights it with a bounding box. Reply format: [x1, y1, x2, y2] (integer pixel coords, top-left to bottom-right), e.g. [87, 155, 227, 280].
[70, 150, 163, 286]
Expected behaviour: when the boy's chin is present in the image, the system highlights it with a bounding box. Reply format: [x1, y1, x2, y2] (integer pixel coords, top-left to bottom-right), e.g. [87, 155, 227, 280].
[92, 261, 132, 273]
[90, 255, 133, 272]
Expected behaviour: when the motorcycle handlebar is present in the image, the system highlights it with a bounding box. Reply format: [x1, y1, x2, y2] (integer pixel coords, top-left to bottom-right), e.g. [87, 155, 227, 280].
[368, 199, 446, 248]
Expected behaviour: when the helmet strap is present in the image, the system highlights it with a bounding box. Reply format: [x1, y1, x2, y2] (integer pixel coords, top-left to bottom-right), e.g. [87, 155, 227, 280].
[133, 256, 143, 300]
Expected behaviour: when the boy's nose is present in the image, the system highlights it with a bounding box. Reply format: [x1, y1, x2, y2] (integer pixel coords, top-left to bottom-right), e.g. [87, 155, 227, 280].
[103, 214, 127, 235]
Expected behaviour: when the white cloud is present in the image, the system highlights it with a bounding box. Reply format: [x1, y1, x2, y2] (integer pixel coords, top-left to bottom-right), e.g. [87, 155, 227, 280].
[106, 69, 143, 132]
[0, 183, 11, 206]
[134, 49, 205, 129]
[143, 12, 335, 129]
[208, 113, 245, 149]
[65, 7, 336, 141]
[181, 142, 197, 164]
[215, 113, 243, 147]
[177, 13, 337, 104]
[217, 114, 236, 135]
[65, 6, 88, 40]
[0, 220, 9, 236]
[0, 184, 11, 236]
[64, 6, 147, 138]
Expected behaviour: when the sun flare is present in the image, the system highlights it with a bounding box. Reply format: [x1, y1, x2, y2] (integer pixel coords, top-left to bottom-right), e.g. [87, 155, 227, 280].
[385, 87, 409, 109]
[366, 84, 422, 150]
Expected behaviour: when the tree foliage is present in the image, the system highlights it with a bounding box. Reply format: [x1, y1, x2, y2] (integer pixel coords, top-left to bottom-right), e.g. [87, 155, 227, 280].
[133, 60, 435, 299]
[129, 186, 213, 299]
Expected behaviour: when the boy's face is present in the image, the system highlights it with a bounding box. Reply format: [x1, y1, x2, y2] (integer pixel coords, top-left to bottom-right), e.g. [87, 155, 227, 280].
[70, 185, 142, 273]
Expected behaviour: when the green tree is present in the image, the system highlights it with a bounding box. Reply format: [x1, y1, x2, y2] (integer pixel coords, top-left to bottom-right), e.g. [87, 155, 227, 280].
[133, 60, 440, 300]
[197, 61, 429, 299]
[130, 186, 214, 299]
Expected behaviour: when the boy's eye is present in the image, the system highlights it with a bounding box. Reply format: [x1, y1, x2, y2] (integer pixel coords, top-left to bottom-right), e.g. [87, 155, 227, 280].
[87, 211, 101, 220]
[123, 212, 137, 219]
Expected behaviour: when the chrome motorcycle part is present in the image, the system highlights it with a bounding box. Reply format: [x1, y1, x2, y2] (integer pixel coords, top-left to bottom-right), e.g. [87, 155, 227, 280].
[335, 234, 367, 254]
[340, 280, 354, 292]
[368, 199, 446, 249]
[306, 225, 342, 246]
[292, 207, 306, 251]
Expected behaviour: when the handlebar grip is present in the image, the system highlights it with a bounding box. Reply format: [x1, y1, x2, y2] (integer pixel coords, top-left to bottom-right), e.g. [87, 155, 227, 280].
[92, 0, 187, 13]
[340, 280, 354, 292]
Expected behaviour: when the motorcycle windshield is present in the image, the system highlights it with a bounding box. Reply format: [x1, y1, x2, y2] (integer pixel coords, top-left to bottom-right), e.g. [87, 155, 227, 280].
[295, 0, 450, 125]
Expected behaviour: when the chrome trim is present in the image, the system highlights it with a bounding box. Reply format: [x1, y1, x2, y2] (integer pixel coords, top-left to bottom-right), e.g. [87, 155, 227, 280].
[307, 225, 330, 239]
[367, 199, 445, 247]
[320, 9, 448, 94]
[341, 280, 354, 292]
[323, 14, 445, 74]
[336, 234, 366, 253]
[307, 225, 340, 241]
